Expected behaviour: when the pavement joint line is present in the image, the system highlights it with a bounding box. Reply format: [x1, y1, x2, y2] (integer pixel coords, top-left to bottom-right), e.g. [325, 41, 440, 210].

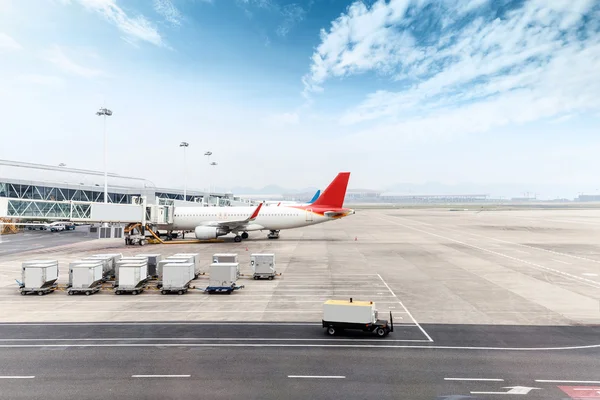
[444, 378, 504, 381]
[551, 258, 572, 265]
[535, 380, 600, 384]
[132, 375, 190, 378]
[0, 322, 325, 326]
[0, 335, 426, 342]
[0, 343, 599, 350]
[22, 310, 330, 313]
[0, 376, 35, 379]
[380, 216, 600, 289]
[377, 273, 434, 343]
[288, 376, 345, 379]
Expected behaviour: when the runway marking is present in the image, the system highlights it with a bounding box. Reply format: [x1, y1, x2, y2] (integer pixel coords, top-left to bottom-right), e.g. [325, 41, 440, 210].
[445, 378, 504, 381]
[551, 259, 572, 265]
[132, 375, 190, 378]
[0, 343, 599, 350]
[583, 273, 598, 277]
[0, 335, 425, 343]
[0, 376, 35, 379]
[535, 380, 600, 384]
[288, 375, 345, 379]
[379, 217, 600, 289]
[377, 274, 434, 342]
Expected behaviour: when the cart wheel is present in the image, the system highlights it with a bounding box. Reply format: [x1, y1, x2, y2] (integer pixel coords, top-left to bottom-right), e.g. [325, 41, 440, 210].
[140, 240, 146, 246]
[132, 290, 138, 295]
[227, 291, 232, 295]
[115, 291, 121, 295]
[253, 276, 258, 280]
[20, 291, 26, 296]
[327, 327, 336, 336]
[268, 276, 273, 280]
[85, 291, 91, 296]
[161, 290, 167, 295]
[68, 291, 73, 296]
[38, 291, 44, 296]
[376, 327, 386, 337]
[178, 290, 183, 295]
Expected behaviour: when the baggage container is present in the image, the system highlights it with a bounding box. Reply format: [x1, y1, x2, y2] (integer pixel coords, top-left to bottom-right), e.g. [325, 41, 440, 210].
[171, 253, 200, 278]
[135, 253, 163, 278]
[322, 299, 393, 337]
[115, 257, 148, 282]
[68, 264, 103, 295]
[208, 262, 238, 288]
[89, 253, 122, 278]
[250, 253, 276, 280]
[80, 257, 111, 279]
[161, 262, 195, 295]
[68, 260, 104, 286]
[115, 265, 146, 295]
[19, 261, 59, 295]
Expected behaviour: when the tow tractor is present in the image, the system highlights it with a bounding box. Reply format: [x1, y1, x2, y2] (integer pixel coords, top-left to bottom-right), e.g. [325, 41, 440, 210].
[322, 298, 394, 337]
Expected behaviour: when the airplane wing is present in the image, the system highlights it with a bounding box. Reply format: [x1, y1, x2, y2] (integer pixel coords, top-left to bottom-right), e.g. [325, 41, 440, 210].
[197, 203, 263, 231]
[324, 210, 353, 219]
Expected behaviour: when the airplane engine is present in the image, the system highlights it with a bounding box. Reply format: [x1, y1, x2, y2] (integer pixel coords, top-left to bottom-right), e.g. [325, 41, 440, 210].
[194, 226, 227, 240]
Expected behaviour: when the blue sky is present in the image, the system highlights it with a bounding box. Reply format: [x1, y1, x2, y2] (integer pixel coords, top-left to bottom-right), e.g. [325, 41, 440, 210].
[1, 0, 600, 197]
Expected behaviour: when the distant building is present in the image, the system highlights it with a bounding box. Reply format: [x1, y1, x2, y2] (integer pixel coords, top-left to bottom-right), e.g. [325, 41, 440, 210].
[379, 193, 489, 203]
[576, 194, 600, 202]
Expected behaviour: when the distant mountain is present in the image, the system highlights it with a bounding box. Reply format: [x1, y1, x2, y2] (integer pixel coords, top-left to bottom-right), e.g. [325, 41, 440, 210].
[228, 185, 319, 195]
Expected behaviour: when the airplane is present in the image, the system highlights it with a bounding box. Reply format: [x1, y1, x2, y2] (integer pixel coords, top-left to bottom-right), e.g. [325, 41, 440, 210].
[264, 189, 321, 207]
[163, 173, 354, 242]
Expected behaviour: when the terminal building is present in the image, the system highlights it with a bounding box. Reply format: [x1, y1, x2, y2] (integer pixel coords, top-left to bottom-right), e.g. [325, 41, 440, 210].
[0, 159, 239, 220]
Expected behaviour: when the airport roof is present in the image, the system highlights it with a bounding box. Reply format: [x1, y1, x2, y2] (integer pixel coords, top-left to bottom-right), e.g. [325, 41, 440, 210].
[0, 159, 155, 190]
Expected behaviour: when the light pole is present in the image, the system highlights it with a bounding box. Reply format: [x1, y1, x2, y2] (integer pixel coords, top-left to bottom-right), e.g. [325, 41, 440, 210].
[96, 107, 113, 203]
[210, 161, 218, 194]
[204, 151, 212, 193]
[180, 142, 189, 201]
[58, 163, 66, 167]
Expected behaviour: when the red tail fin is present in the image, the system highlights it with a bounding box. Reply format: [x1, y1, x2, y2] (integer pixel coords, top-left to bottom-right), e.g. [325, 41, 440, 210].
[311, 172, 350, 209]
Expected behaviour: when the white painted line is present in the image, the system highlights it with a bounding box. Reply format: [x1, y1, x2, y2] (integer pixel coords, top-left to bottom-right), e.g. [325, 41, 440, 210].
[132, 375, 190, 378]
[535, 379, 600, 384]
[445, 378, 504, 381]
[0, 342, 599, 350]
[0, 322, 324, 326]
[377, 274, 434, 343]
[288, 375, 345, 379]
[582, 273, 598, 277]
[551, 259, 571, 265]
[0, 376, 35, 379]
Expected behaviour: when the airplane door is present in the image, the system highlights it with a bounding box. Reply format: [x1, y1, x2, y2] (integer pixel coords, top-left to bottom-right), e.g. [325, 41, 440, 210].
[305, 209, 313, 222]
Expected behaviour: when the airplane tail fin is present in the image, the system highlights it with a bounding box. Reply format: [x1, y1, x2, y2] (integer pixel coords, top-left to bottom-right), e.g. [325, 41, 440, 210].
[310, 172, 350, 209]
[308, 190, 321, 204]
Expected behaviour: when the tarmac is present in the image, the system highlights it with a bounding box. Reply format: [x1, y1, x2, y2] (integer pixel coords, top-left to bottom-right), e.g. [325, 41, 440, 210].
[1, 207, 600, 399]
[0, 208, 599, 326]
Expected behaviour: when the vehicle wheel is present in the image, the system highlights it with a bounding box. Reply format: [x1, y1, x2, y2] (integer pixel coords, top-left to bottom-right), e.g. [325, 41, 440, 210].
[132, 290, 138, 295]
[234, 235, 242, 243]
[327, 327, 336, 336]
[376, 328, 386, 337]
[178, 290, 183, 295]
[68, 291, 73, 296]
[253, 276, 259, 280]
[38, 291, 44, 296]
[85, 291, 91, 296]
[115, 291, 121, 295]
[241, 232, 249, 239]
[161, 290, 167, 295]
[140, 240, 146, 246]
[268, 276, 273, 280]
[20, 291, 26, 296]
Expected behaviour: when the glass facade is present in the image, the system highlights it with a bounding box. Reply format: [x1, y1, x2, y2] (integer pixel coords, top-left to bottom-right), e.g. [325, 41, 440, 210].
[0, 182, 137, 204]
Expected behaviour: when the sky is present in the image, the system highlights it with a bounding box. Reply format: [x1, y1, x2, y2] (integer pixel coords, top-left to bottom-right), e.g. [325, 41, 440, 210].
[0, 0, 599, 197]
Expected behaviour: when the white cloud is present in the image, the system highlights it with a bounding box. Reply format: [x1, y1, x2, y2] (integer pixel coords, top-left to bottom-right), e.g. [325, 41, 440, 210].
[66, 0, 164, 47]
[43, 45, 104, 78]
[265, 112, 300, 127]
[16, 74, 65, 87]
[303, 0, 600, 142]
[276, 4, 306, 37]
[0, 32, 21, 51]
[154, 0, 182, 26]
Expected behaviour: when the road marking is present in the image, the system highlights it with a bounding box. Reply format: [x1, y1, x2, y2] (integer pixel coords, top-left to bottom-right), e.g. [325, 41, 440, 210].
[379, 217, 600, 289]
[377, 273, 434, 342]
[471, 386, 540, 395]
[132, 375, 190, 378]
[551, 259, 571, 265]
[0, 376, 35, 379]
[0, 322, 325, 326]
[536, 380, 600, 384]
[445, 378, 504, 381]
[582, 273, 598, 277]
[288, 375, 345, 379]
[0, 343, 599, 350]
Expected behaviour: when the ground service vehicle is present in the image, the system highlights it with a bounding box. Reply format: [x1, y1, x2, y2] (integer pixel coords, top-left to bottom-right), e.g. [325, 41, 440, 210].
[322, 298, 394, 337]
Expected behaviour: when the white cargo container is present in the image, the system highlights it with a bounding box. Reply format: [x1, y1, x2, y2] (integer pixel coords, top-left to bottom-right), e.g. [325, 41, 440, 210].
[250, 253, 276, 280]
[171, 253, 200, 278]
[89, 253, 122, 278]
[68, 264, 103, 295]
[115, 265, 146, 295]
[212, 253, 238, 264]
[208, 262, 239, 292]
[135, 253, 163, 278]
[161, 262, 195, 294]
[157, 258, 191, 281]
[322, 299, 393, 337]
[68, 260, 104, 286]
[115, 257, 148, 282]
[20, 261, 59, 295]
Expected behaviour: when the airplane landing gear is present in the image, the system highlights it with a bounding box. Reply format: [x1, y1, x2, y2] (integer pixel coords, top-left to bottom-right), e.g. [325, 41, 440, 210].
[234, 235, 242, 243]
[267, 230, 280, 239]
[241, 232, 249, 240]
